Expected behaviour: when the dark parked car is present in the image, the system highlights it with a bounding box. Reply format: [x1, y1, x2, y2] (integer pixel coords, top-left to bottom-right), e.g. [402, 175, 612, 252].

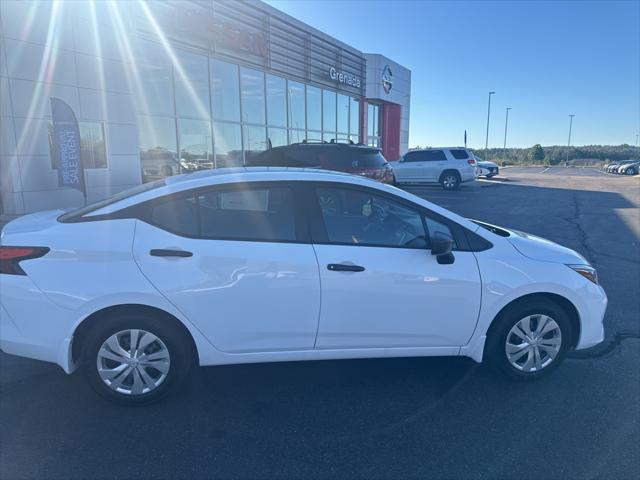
[247, 141, 395, 184]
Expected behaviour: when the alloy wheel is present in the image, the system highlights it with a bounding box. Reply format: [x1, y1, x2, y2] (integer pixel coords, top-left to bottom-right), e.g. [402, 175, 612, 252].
[505, 314, 562, 372]
[96, 329, 171, 395]
[443, 175, 458, 189]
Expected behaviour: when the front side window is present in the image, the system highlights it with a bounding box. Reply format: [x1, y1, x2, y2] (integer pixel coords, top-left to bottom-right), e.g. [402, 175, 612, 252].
[402, 151, 425, 163]
[151, 195, 199, 236]
[425, 217, 457, 249]
[316, 187, 427, 248]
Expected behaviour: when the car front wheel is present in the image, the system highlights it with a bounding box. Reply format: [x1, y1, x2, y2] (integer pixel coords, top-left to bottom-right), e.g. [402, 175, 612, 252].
[486, 299, 571, 380]
[81, 312, 193, 405]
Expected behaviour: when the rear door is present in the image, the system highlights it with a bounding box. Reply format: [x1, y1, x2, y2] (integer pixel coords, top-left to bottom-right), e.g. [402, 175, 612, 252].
[422, 149, 448, 181]
[133, 182, 321, 353]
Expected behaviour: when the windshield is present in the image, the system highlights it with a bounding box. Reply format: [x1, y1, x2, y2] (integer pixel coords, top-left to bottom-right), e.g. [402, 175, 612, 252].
[58, 180, 166, 222]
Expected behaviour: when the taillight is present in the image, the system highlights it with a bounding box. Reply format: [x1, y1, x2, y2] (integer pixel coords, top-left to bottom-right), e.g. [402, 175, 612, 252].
[468, 159, 476, 165]
[0, 246, 49, 275]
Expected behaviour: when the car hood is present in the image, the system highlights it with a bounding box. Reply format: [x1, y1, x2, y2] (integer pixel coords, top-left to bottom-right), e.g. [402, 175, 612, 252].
[507, 229, 588, 265]
[477, 161, 499, 168]
[472, 220, 588, 265]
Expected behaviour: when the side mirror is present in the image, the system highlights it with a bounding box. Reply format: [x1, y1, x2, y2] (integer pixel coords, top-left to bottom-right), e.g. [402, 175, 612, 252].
[430, 231, 455, 264]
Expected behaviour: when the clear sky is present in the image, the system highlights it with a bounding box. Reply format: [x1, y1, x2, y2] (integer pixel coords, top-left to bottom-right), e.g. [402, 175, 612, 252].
[266, 0, 640, 148]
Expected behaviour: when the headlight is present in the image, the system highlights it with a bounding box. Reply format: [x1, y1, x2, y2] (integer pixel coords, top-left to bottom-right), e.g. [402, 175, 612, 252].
[567, 264, 598, 284]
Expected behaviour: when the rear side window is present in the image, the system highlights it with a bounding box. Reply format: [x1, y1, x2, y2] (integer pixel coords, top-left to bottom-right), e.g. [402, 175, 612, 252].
[423, 150, 447, 161]
[449, 149, 470, 160]
[198, 187, 295, 241]
[151, 196, 199, 236]
[149, 186, 296, 242]
[59, 180, 166, 222]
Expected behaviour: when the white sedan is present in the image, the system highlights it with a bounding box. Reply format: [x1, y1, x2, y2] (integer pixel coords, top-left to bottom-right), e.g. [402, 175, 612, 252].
[0, 168, 607, 404]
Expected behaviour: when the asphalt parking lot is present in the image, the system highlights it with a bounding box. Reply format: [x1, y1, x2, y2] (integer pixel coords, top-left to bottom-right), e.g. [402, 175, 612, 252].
[1, 167, 639, 479]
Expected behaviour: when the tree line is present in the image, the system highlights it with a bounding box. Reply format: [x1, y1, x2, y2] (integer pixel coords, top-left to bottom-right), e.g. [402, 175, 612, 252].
[409, 144, 640, 165]
[471, 144, 640, 165]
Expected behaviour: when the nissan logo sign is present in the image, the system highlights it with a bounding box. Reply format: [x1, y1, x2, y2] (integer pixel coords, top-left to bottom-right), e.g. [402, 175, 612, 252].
[329, 67, 361, 88]
[382, 65, 393, 94]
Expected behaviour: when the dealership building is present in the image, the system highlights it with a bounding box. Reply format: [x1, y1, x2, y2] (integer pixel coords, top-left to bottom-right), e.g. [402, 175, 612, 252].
[0, 0, 411, 214]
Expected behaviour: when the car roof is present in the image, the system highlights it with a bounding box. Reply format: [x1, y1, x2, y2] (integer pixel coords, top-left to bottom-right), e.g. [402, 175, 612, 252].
[84, 167, 482, 234]
[264, 142, 380, 152]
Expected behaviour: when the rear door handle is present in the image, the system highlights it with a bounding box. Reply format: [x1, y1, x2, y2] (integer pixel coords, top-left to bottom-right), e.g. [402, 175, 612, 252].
[327, 263, 365, 272]
[150, 249, 193, 258]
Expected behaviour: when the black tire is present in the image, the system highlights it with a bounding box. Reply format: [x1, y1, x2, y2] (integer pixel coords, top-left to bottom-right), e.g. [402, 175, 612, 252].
[485, 174, 495, 178]
[440, 171, 461, 190]
[81, 311, 194, 405]
[485, 298, 572, 381]
[161, 165, 173, 177]
[626, 168, 636, 176]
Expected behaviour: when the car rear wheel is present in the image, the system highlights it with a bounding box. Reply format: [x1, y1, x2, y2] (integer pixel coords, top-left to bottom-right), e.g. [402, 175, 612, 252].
[440, 172, 460, 190]
[486, 299, 571, 380]
[81, 312, 193, 405]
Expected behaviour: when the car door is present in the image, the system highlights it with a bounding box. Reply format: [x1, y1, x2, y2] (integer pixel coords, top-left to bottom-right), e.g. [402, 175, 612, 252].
[133, 182, 321, 353]
[310, 184, 481, 348]
[423, 149, 449, 181]
[393, 151, 428, 182]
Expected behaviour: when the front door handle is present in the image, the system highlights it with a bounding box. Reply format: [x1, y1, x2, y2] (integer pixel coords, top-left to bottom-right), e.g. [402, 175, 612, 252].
[327, 263, 365, 272]
[150, 249, 193, 258]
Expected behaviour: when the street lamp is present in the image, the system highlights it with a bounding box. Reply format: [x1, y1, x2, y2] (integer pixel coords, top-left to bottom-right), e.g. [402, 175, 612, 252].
[502, 107, 512, 166]
[566, 114, 575, 167]
[484, 91, 495, 161]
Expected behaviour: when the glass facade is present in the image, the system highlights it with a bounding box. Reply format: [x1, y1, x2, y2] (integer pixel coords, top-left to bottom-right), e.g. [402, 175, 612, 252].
[367, 103, 381, 148]
[136, 52, 362, 182]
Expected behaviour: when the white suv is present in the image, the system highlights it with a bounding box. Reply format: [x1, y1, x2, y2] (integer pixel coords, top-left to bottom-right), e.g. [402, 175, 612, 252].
[391, 147, 477, 190]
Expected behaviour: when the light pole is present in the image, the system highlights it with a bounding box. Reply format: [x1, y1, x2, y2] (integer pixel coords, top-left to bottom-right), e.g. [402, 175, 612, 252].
[484, 91, 495, 161]
[566, 114, 575, 167]
[502, 107, 512, 166]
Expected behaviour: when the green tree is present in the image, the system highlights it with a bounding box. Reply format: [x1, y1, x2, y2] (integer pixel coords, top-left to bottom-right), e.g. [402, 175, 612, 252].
[529, 144, 545, 163]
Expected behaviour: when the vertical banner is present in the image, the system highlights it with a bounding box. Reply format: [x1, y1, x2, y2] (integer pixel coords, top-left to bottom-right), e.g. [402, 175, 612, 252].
[50, 98, 85, 199]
